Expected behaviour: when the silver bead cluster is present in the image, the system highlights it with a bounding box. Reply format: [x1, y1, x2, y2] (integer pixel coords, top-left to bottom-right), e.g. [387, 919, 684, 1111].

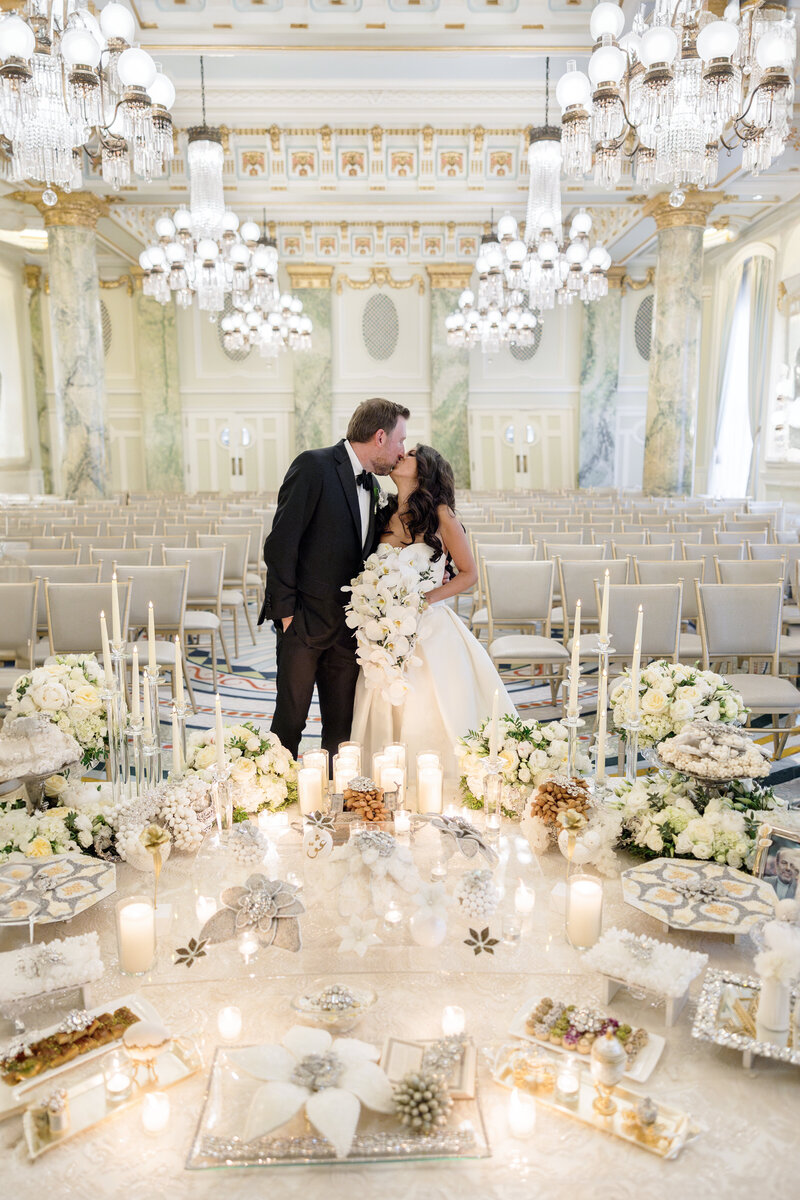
[392, 1071, 453, 1134]
[454, 869, 499, 920]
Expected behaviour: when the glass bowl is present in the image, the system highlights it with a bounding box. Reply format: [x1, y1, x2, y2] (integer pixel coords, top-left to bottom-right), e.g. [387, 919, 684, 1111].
[290, 980, 377, 1033]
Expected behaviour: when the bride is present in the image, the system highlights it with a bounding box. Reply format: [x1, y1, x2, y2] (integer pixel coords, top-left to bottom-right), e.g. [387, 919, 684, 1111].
[350, 443, 516, 781]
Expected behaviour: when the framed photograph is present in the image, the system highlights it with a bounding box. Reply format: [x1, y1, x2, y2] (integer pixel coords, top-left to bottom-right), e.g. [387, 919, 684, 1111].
[755, 825, 800, 901]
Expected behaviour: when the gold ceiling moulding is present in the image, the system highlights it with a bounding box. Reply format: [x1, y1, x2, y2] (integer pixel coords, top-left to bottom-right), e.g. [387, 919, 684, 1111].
[336, 268, 425, 295]
[99, 275, 135, 297]
[426, 264, 474, 290]
[285, 263, 336, 289]
[7, 189, 111, 228]
[146, 43, 587, 55]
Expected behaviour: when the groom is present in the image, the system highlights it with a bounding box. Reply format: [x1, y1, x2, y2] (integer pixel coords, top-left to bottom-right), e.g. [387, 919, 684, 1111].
[258, 398, 410, 761]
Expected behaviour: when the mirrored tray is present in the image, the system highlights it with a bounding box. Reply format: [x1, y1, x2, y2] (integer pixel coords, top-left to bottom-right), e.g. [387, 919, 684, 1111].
[691, 968, 800, 1070]
[186, 1046, 491, 1169]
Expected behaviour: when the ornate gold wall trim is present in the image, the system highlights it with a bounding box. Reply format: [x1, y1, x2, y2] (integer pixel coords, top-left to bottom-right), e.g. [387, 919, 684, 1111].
[426, 264, 474, 290]
[99, 275, 135, 297]
[286, 263, 335, 289]
[23, 264, 42, 291]
[336, 268, 425, 295]
[620, 267, 655, 294]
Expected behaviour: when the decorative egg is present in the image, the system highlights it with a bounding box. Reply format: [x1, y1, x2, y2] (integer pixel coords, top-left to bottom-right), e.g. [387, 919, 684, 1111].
[557, 827, 602, 865]
[303, 825, 333, 859]
[409, 909, 447, 948]
[122, 1019, 171, 1063]
[590, 1031, 627, 1088]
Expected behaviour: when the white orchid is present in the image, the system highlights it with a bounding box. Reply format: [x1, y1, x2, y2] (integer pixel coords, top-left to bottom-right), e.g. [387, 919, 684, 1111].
[337, 914, 382, 957]
[232, 1026, 394, 1157]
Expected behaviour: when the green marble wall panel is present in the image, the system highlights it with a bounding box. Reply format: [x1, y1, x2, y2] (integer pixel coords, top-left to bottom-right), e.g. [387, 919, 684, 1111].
[47, 225, 110, 499]
[293, 287, 332, 452]
[643, 225, 704, 496]
[578, 288, 621, 488]
[430, 287, 470, 487]
[134, 290, 184, 491]
[27, 279, 52, 493]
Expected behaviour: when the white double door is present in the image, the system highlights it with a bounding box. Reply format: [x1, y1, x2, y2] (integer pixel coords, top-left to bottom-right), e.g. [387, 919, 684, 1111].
[469, 407, 577, 490]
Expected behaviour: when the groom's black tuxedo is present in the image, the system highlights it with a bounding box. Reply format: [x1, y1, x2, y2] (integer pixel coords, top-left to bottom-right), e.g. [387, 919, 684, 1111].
[258, 440, 379, 759]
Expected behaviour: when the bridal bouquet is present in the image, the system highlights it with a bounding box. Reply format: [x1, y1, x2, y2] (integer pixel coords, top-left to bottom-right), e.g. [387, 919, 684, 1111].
[458, 714, 592, 818]
[343, 543, 438, 706]
[184, 721, 298, 816]
[609, 660, 747, 747]
[608, 770, 777, 868]
[5, 656, 108, 769]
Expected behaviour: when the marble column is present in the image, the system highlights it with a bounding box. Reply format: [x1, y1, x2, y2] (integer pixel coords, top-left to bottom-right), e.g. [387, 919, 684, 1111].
[132, 273, 184, 491]
[427, 265, 472, 488]
[642, 191, 719, 496]
[12, 190, 111, 499]
[578, 267, 624, 488]
[286, 263, 334, 453]
[24, 264, 52, 494]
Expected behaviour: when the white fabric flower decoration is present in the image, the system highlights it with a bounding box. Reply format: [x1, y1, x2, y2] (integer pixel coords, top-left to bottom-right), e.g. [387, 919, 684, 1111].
[337, 915, 382, 957]
[231, 1025, 394, 1157]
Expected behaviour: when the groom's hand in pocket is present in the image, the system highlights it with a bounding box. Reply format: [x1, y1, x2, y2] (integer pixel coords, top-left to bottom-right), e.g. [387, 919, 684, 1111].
[281, 616, 294, 631]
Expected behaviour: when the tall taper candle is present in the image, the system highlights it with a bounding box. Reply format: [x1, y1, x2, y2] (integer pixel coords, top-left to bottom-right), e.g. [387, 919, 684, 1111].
[111, 572, 122, 646]
[174, 636, 184, 705]
[99, 611, 113, 686]
[488, 689, 500, 759]
[171, 706, 182, 773]
[143, 671, 152, 736]
[599, 569, 610, 640]
[215, 694, 226, 769]
[596, 667, 608, 784]
[147, 602, 157, 673]
[629, 604, 643, 721]
[131, 645, 140, 722]
[567, 599, 581, 716]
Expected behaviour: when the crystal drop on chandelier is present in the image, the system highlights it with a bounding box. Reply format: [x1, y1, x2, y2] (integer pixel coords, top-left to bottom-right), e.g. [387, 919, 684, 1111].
[187, 132, 226, 241]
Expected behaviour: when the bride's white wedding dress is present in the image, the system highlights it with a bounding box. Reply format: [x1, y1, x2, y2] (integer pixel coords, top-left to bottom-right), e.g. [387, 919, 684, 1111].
[350, 543, 517, 781]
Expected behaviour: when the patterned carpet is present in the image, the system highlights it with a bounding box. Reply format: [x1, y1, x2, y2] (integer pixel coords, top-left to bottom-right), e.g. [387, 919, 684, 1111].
[170, 599, 800, 795]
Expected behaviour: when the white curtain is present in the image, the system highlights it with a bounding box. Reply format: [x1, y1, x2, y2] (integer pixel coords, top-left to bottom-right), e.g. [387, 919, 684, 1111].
[708, 268, 750, 497]
[744, 255, 775, 493]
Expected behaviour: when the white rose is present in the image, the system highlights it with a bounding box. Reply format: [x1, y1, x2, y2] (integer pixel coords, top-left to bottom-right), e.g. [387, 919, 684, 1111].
[640, 688, 668, 715]
[245, 735, 261, 753]
[254, 753, 272, 773]
[71, 684, 102, 712]
[231, 757, 257, 784]
[530, 749, 549, 770]
[193, 744, 217, 771]
[670, 699, 694, 723]
[677, 685, 702, 706]
[29, 680, 71, 711]
[518, 765, 531, 783]
[644, 827, 664, 853]
[466, 774, 484, 800]
[692, 841, 712, 859]
[44, 774, 69, 798]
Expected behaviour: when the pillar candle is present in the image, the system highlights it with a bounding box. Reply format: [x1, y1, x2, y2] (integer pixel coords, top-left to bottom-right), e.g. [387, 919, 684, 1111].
[565, 876, 603, 949]
[568, 599, 581, 716]
[381, 764, 405, 807]
[596, 667, 608, 784]
[215, 694, 226, 769]
[99, 611, 113, 686]
[599, 569, 610, 640]
[171, 706, 182, 773]
[298, 766, 322, 815]
[141, 1092, 170, 1134]
[303, 750, 329, 788]
[111, 572, 122, 646]
[372, 752, 389, 784]
[416, 751, 441, 772]
[441, 1005, 466, 1035]
[333, 754, 358, 795]
[174, 636, 183, 705]
[488, 688, 500, 759]
[508, 1087, 537, 1138]
[217, 1006, 242, 1041]
[147, 601, 157, 672]
[385, 743, 406, 770]
[514, 880, 536, 915]
[116, 897, 156, 974]
[131, 644, 140, 722]
[417, 765, 443, 813]
[337, 741, 362, 773]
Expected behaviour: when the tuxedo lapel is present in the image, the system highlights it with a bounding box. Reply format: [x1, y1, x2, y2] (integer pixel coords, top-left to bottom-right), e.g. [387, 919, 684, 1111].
[365, 475, 377, 555]
[333, 441, 362, 545]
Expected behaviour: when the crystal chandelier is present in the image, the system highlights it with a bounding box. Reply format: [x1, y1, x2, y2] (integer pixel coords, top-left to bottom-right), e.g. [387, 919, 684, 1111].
[445, 223, 540, 354]
[140, 210, 281, 317]
[220, 295, 313, 359]
[186, 56, 225, 241]
[558, 0, 797, 206]
[0, 1, 175, 198]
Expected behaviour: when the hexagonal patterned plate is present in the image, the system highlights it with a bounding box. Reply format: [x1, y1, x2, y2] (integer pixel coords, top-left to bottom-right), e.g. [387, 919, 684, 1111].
[621, 858, 775, 935]
[0, 856, 116, 925]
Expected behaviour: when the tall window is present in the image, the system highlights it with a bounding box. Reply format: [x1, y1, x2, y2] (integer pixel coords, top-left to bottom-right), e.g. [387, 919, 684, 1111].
[708, 273, 752, 498]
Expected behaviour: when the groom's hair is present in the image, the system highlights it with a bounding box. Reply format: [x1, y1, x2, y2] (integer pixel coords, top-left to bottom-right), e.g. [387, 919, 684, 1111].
[347, 398, 410, 444]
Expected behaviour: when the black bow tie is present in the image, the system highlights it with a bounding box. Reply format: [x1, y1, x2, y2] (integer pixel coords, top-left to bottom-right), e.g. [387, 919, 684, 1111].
[356, 470, 373, 492]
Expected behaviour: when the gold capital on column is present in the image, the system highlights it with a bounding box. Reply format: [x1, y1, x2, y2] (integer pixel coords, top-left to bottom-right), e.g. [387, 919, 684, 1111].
[426, 264, 473, 290]
[644, 189, 722, 231]
[23, 263, 42, 291]
[606, 266, 627, 290]
[8, 189, 110, 229]
[286, 263, 334, 289]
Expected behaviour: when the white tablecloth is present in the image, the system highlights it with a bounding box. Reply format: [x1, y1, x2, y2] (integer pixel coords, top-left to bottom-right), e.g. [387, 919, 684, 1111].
[2, 819, 799, 1198]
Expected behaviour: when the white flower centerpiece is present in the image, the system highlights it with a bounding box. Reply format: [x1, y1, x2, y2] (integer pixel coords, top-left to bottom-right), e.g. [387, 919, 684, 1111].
[184, 721, 297, 818]
[5, 656, 108, 769]
[0, 785, 113, 864]
[609, 660, 747, 748]
[458, 714, 591, 820]
[343, 543, 437, 706]
[609, 771, 777, 868]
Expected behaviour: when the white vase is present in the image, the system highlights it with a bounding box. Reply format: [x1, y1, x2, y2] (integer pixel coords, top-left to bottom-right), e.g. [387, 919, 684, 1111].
[758, 976, 791, 1031]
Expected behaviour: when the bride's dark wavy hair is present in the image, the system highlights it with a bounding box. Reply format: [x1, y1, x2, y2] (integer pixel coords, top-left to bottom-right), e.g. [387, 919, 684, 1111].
[378, 444, 456, 562]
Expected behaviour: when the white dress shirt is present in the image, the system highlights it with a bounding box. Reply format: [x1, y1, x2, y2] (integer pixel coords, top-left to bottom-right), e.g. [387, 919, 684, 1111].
[345, 439, 371, 549]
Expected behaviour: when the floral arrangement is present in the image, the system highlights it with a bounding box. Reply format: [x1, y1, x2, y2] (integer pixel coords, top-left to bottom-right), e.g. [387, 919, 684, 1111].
[609, 770, 777, 868]
[343, 543, 437, 705]
[5, 656, 108, 769]
[753, 920, 800, 985]
[108, 774, 214, 860]
[609, 660, 747, 747]
[458, 714, 591, 818]
[184, 721, 297, 817]
[0, 791, 112, 864]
